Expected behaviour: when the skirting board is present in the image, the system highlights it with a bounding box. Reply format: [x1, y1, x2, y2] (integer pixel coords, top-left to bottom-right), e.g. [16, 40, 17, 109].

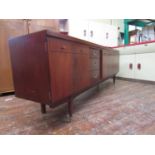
[116, 77, 155, 85]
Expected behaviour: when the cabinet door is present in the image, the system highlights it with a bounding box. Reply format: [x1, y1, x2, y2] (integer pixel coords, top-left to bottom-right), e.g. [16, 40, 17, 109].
[105, 25, 118, 47]
[102, 51, 113, 79]
[29, 19, 59, 33]
[109, 50, 119, 76]
[88, 21, 107, 46]
[117, 54, 135, 79]
[72, 43, 91, 93]
[68, 19, 89, 41]
[135, 53, 155, 81]
[88, 23, 118, 47]
[0, 20, 27, 93]
[48, 38, 74, 102]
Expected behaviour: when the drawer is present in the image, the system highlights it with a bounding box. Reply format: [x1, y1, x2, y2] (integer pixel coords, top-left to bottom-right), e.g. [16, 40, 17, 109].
[90, 48, 100, 58]
[48, 38, 71, 52]
[91, 58, 100, 70]
[102, 49, 119, 55]
[72, 43, 89, 55]
[91, 70, 100, 82]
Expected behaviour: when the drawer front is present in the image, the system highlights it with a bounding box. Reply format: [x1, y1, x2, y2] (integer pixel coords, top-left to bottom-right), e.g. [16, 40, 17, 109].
[48, 38, 71, 52]
[91, 69, 100, 82]
[91, 58, 100, 70]
[103, 49, 119, 55]
[72, 43, 90, 55]
[90, 48, 100, 58]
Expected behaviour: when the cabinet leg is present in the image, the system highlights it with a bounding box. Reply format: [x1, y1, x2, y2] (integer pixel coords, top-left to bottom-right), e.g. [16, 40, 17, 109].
[41, 104, 46, 114]
[113, 75, 116, 85]
[68, 99, 73, 117]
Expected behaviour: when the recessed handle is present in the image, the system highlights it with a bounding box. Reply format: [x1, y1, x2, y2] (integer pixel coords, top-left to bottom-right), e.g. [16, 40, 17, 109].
[137, 63, 141, 70]
[129, 63, 133, 70]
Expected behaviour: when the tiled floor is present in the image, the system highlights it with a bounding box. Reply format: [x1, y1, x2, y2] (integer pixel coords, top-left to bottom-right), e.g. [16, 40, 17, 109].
[0, 79, 155, 135]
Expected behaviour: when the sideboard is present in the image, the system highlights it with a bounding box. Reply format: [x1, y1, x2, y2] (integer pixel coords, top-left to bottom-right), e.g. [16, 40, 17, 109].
[9, 30, 119, 117]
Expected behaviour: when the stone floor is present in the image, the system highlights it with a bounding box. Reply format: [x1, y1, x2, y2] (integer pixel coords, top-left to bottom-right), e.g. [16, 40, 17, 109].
[0, 79, 155, 135]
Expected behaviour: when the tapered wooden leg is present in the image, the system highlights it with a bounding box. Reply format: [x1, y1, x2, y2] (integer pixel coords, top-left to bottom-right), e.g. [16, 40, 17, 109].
[60, 100, 73, 123]
[41, 104, 46, 114]
[113, 75, 116, 85]
[68, 99, 73, 117]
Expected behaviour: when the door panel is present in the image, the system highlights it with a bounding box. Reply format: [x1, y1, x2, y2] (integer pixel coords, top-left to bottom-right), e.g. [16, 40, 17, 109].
[111, 52, 119, 75]
[117, 54, 135, 79]
[48, 38, 73, 102]
[89, 23, 118, 46]
[9, 31, 51, 103]
[105, 25, 118, 47]
[88, 21, 101, 44]
[68, 19, 89, 41]
[88, 21, 107, 45]
[0, 20, 27, 93]
[102, 52, 112, 79]
[135, 53, 155, 81]
[72, 43, 91, 93]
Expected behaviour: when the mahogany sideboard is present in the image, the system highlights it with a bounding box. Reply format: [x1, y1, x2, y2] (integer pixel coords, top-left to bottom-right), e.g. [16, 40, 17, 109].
[9, 30, 119, 117]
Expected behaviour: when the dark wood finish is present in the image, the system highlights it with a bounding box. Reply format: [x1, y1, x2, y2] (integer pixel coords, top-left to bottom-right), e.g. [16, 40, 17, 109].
[72, 43, 91, 93]
[9, 31, 51, 103]
[9, 30, 119, 116]
[68, 99, 73, 117]
[41, 104, 46, 114]
[48, 38, 74, 102]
